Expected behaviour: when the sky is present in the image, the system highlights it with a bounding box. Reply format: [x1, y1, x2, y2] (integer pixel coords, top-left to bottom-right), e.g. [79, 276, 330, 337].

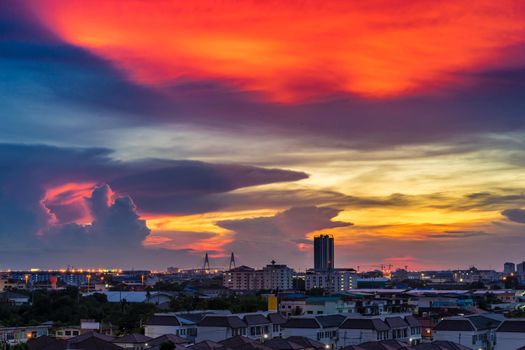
[1, 0, 525, 271]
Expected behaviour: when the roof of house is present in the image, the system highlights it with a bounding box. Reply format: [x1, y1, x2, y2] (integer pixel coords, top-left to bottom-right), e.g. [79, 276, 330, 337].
[219, 336, 258, 347]
[384, 317, 409, 329]
[404, 316, 420, 328]
[177, 312, 209, 324]
[68, 331, 114, 343]
[263, 338, 305, 350]
[27, 336, 67, 350]
[190, 340, 230, 350]
[68, 332, 120, 350]
[219, 336, 272, 350]
[340, 346, 367, 350]
[285, 336, 325, 350]
[465, 315, 501, 330]
[283, 317, 321, 329]
[146, 315, 181, 326]
[316, 314, 346, 328]
[198, 315, 247, 328]
[267, 313, 287, 325]
[433, 319, 474, 332]
[112, 333, 151, 344]
[496, 319, 525, 332]
[244, 314, 271, 325]
[148, 334, 190, 346]
[358, 340, 411, 350]
[340, 318, 390, 331]
[416, 341, 472, 350]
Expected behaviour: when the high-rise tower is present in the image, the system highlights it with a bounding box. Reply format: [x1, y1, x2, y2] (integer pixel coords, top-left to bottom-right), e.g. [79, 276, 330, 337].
[314, 234, 334, 271]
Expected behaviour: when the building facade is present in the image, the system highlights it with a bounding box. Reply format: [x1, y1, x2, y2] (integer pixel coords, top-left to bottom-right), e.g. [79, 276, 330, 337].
[223, 263, 293, 291]
[314, 235, 334, 271]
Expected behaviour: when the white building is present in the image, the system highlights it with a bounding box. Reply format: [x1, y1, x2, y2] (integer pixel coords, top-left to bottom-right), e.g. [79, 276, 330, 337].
[338, 317, 391, 346]
[279, 296, 355, 317]
[223, 266, 256, 290]
[261, 263, 293, 290]
[223, 263, 293, 291]
[144, 314, 197, 340]
[281, 315, 344, 349]
[433, 315, 499, 350]
[495, 319, 525, 350]
[305, 269, 357, 292]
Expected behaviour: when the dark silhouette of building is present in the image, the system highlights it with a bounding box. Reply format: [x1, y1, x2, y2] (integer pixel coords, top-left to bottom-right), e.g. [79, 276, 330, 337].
[314, 234, 334, 271]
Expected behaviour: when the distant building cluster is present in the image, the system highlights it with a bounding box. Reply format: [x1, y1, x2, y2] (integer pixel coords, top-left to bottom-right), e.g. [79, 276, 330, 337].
[2, 234, 525, 350]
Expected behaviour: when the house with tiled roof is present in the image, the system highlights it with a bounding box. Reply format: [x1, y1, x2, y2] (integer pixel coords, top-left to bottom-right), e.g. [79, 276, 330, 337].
[403, 316, 421, 345]
[112, 333, 151, 349]
[282, 316, 341, 349]
[495, 319, 525, 350]
[243, 314, 271, 340]
[67, 331, 121, 350]
[145, 313, 199, 340]
[338, 318, 390, 347]
[196, 315, 248, 342]
[268, 313, 287, 338]
[433, 315, 499, 350]
[146, 334, 191, 347]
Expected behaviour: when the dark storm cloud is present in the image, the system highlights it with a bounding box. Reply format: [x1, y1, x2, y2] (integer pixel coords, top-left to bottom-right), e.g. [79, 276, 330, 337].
[0, 143, 307, 268]
[219, 206, 351, 267]
[501, 208, 525, 224]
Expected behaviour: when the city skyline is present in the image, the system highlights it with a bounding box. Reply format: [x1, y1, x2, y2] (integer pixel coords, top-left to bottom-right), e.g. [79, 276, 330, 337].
[2, 1, 525, 270]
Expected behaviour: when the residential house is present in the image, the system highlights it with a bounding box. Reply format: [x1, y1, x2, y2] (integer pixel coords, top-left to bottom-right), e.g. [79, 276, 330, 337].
[196, 315, 248, 342]
[145, 334, 191, 348]
[338, 318, 390, 347]
[268, 313, 286, 338]
[433, 315, 500, 350]
[112, 333, 152, 350]
[405, 315, 422, 345]
[384, 317, 410, 343]
[281, 315, 344, 349]
[495, 319, 525, 350]
[243, 314, 271, 340]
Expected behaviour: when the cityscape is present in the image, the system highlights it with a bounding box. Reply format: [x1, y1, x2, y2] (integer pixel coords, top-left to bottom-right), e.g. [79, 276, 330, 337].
[0, 235, 524, 350]
[2, 1, 525, 350]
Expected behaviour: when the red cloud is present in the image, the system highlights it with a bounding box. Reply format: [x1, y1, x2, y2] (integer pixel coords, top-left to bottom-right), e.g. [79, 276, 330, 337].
[30, 0, 525, 102]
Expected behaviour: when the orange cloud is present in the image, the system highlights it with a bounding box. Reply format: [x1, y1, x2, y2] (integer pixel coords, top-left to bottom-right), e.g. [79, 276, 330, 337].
[30, 1, 525, 102]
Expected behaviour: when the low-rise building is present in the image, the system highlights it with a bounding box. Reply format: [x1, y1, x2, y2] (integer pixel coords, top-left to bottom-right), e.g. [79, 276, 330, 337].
[281, 315, 345, 349]
[112, 333, 151, 350]
[338, 318, 390, 346]
[195, 315, 248, 342]
[433, 315, 500, 350]
[495, 319, 525, 350]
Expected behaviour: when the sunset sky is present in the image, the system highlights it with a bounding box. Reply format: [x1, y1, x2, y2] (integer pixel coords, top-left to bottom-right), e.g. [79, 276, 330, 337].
[1, 0, 525, 270]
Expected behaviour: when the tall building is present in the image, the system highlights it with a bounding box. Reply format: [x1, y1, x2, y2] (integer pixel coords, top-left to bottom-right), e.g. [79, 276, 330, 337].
[517, 262, 525, 276]
[314, 234, 334, 271]
[504, 262, 515, 275]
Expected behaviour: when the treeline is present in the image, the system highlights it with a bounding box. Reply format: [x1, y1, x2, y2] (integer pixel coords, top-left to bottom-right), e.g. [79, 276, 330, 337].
[170, 294, 267, 313]
[0, 287, 267, 331]
[0, 287, 155, 332]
